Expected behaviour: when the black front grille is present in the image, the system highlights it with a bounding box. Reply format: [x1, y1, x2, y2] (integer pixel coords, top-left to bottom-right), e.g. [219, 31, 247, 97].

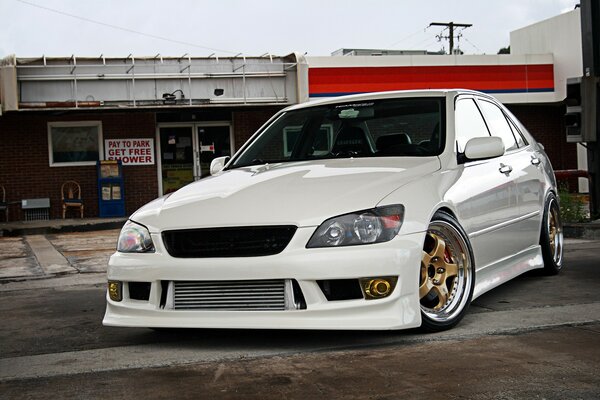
[162, 226, 297, 258]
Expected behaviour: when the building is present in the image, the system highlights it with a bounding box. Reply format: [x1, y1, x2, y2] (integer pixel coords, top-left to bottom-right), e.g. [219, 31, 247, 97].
[0, 8, 586, 220]
[0, 54, 308, 219]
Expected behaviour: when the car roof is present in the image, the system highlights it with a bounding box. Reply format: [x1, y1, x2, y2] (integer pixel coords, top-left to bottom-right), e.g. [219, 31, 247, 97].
[284, 89, 495, 111]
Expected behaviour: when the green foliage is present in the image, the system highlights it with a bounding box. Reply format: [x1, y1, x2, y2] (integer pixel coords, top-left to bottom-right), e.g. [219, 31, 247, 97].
[558, 185, 587, 223]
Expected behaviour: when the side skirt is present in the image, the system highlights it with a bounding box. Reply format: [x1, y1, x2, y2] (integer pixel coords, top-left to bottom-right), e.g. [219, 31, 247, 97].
[472, 245, 543, 300]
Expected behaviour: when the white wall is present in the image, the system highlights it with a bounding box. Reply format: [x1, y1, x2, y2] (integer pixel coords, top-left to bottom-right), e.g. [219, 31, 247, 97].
[511, 8, 582, 102]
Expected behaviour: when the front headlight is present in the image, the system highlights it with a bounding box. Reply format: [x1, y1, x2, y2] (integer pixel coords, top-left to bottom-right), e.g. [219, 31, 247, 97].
[117, 220, 155, 253]
[307, 205, 404, 248]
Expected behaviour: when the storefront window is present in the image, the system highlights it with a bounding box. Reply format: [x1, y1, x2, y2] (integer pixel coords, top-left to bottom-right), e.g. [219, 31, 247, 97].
[48, 121, 103, 166]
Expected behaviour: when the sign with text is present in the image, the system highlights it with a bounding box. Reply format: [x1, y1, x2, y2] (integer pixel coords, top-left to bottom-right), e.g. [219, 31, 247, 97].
[105, 139, 155, 165]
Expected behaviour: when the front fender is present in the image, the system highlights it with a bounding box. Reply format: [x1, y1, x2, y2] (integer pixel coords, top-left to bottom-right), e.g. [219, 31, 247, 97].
[378, 168, 461, 235]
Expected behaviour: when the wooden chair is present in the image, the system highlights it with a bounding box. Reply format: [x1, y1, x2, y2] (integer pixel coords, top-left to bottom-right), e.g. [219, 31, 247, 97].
[0, 185, 7, 222]
[61, 181, 84, 218]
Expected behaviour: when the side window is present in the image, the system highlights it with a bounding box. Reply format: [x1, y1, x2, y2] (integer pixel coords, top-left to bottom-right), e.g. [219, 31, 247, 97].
[478, 100, 519, 152]
[506, 117, 528, 148]
[455, 98, 490, 153]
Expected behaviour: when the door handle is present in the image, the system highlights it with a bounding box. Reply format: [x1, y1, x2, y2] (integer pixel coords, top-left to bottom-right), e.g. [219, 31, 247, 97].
[499, 164, 513, 174]
[531, 157, 541, 166]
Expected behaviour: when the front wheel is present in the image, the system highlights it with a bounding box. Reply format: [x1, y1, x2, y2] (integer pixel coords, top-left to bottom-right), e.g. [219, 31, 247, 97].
[540, 194, 563, 275]
[419, 211, 475, 332]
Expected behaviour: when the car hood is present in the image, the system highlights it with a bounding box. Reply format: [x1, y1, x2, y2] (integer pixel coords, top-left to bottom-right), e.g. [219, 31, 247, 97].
[133, 157, 441, 232]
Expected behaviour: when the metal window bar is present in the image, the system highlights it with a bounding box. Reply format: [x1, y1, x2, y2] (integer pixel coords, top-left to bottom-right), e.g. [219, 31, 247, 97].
[70, 55, 78, 108]
[126, 54, 136, 107]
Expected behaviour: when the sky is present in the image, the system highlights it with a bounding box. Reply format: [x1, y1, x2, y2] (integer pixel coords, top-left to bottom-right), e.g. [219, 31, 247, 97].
[0, 0, 580, 59]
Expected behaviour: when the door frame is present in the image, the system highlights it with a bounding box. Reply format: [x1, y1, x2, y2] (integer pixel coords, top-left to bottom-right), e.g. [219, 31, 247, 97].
[156, 121, 234, 196]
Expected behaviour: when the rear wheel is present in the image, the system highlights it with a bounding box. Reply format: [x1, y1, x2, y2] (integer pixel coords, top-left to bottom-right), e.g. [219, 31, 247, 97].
[540, 194, 563, 275]
[419, 211, 475, 332]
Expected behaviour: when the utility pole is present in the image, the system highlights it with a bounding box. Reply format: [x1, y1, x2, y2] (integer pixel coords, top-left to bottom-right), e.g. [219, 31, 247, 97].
[429, 22, 472, 54]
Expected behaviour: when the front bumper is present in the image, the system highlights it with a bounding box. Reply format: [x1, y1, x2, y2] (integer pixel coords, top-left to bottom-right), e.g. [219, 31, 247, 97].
[102, 228, 425, 330]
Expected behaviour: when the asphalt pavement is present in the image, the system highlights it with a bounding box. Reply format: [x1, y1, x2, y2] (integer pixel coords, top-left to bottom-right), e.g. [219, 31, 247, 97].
[0, 228, 599, 399]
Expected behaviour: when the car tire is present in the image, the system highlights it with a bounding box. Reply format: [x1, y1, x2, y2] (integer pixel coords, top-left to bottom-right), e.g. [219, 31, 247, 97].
[540, 193, 563, 275]
[419, 211, 475, 332]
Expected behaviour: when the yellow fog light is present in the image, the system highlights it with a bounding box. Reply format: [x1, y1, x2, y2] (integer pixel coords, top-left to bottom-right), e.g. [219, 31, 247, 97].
[108, 281, 123, 302]
[359, 277, 398, 300]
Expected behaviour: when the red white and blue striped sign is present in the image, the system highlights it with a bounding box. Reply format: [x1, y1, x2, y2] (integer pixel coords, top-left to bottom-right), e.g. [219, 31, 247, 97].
[308, 64, 554, 97]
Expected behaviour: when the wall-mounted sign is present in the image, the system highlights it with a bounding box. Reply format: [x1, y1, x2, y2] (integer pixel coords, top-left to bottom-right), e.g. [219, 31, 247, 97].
[105, 139, 155, 165]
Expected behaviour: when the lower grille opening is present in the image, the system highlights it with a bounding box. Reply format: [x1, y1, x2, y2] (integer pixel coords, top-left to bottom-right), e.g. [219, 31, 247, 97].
[173, 279, 299, 311]
[317, 279, 363, 301]
[129, 282, 151, 301]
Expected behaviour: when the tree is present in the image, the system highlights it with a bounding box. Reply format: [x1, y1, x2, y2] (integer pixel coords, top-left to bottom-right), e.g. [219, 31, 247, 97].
[498, 46, 510, 54]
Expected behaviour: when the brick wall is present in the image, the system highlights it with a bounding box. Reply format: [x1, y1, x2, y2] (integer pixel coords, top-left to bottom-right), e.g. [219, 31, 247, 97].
[232, 107, 283, 151]
[0, 107, 284, 221]
[0, 111, 157, 220]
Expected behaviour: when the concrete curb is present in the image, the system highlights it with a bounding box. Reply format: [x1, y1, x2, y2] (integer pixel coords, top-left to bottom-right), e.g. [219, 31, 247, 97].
[563, 222, 600, 240]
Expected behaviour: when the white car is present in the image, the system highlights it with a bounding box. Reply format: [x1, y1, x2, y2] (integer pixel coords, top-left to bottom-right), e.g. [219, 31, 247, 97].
[103, 90, 563, 332]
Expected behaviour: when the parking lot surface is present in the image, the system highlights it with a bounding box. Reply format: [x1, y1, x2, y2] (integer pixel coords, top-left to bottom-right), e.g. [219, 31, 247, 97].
[0, 231, 598, 398]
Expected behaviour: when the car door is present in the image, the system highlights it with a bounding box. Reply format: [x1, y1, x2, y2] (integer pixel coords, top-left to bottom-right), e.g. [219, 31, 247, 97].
[477, 99, 544, 252]
[450, 96, 520, 271]
[507, 112, 545, 249]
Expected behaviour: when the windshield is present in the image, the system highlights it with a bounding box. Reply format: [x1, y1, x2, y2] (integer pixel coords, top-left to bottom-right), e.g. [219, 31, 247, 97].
[231, 97, 445, 168]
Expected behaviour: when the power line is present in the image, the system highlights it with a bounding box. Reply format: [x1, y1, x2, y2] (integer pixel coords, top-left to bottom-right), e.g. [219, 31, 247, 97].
[388, 26, 430, 48]
[463, 37, 484, 54]
[15, 0, 239, 55]
[408, 34, 439, 49]
[420, 39, 444, 53]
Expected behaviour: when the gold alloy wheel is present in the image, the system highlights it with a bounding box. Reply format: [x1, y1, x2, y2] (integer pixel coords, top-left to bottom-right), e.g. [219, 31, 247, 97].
[420, 220, 472, 323]
[420, 233, 458, 310]
[548, 198, 563, 265]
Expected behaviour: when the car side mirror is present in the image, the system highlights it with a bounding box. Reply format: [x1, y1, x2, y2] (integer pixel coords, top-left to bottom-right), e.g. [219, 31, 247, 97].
[210, 156, 230, 175]
[463, 137, 505, 162]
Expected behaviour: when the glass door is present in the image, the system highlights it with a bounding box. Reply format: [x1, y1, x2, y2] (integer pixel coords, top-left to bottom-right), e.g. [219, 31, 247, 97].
[197, 125, 232, 178]
[159, 126, 194, 194]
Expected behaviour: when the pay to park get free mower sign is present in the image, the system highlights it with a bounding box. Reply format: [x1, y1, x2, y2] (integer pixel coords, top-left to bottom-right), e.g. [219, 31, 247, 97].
[105, 139, 155, 165]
